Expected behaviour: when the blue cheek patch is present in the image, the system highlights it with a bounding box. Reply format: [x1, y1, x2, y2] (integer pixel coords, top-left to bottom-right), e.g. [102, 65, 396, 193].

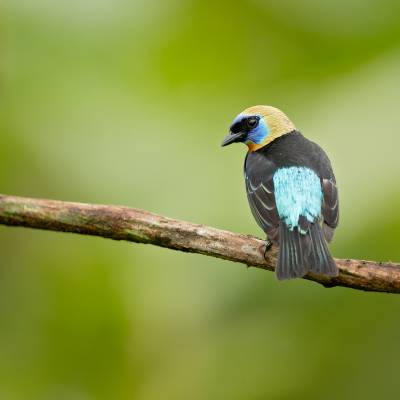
[246, 118, 269, 144]
[273, 167, 322, 231]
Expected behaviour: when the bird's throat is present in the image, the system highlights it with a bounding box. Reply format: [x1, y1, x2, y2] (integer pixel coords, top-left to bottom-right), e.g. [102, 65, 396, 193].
[246, 141, 267, 152]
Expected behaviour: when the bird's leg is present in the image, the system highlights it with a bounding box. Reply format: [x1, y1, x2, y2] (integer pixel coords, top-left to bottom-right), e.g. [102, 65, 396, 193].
[258, 239, 273, 260]
[264, 239, 272, 258]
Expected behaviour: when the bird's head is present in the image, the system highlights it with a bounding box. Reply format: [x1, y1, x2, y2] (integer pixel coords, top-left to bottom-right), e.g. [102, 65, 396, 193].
[221, 105, 296, 152]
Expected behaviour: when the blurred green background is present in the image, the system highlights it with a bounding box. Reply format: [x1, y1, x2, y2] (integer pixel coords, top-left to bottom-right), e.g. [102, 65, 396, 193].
[2, 1, 400, 399]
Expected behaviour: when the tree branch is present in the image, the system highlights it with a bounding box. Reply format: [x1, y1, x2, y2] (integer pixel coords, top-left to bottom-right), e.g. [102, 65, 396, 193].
[0, 194, 398, 293]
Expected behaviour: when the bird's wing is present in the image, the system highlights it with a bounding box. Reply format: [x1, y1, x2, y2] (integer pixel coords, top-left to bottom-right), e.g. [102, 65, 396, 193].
[308, 140, 339, 243]
[321, 178, 339, 242]
[245, 153, 280, 243]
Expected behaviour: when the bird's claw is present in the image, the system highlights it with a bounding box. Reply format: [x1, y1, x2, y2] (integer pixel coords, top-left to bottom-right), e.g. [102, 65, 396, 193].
[259, 239, 273, 260]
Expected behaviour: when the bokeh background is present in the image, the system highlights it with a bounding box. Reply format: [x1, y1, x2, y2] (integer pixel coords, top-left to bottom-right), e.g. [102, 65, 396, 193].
[2, 1, 400, 399]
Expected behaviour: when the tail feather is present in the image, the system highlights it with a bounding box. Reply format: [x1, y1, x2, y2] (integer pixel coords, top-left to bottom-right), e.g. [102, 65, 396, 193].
[277, 226, 289, 280]
[276, 224, 307, 280]
[307, 223, 338, 276]
[276, 222, 338, 280]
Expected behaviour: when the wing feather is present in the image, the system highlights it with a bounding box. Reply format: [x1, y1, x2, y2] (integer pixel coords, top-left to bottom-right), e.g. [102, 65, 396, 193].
[322, 179, 339, 242]
[245, 154, 280, 243]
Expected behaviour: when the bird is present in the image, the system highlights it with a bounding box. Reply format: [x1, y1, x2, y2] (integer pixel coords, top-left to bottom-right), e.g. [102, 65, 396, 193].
[221, 105, 339, 280]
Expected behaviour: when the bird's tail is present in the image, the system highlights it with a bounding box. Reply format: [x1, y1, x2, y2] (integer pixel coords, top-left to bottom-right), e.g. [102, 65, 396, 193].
[276, 222, 338, 280]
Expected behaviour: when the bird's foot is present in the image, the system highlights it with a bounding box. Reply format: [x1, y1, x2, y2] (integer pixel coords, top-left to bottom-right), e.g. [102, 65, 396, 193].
[259, 239, 273, 260]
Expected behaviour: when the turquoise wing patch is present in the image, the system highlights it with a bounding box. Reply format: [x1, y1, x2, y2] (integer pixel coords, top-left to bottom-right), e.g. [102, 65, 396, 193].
[273, 167, 322, 231]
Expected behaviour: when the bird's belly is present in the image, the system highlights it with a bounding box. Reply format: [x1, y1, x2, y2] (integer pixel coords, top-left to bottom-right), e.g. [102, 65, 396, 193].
[273, 167, 322, 230]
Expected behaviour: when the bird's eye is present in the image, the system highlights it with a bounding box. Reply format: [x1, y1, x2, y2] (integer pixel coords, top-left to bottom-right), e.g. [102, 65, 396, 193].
[246, 117, 259, 129]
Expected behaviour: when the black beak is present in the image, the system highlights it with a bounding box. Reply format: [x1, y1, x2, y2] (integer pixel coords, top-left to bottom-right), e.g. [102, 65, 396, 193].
[221, 132, 246, 147]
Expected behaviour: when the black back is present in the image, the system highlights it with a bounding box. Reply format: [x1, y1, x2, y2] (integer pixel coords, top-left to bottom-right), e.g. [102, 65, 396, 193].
[244, 131, 339, 279]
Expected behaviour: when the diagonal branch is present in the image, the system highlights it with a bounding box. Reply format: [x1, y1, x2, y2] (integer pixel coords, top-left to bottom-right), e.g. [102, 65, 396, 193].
[0, 194, 398, 293]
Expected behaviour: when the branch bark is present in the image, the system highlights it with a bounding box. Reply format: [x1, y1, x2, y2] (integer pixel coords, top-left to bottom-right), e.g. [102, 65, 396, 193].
[0, 194, 398, 293]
